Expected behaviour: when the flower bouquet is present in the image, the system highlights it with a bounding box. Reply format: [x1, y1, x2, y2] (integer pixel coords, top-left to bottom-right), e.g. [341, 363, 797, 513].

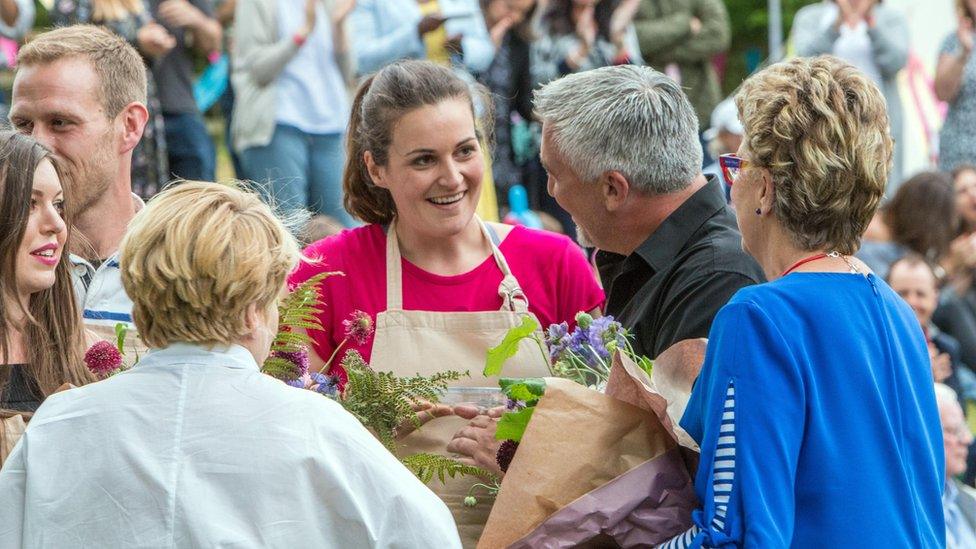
[477, 314, 699, 548]
[263, 273, 496, 487]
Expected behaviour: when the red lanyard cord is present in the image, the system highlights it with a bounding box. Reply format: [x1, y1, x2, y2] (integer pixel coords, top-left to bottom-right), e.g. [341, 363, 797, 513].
[780, 253, 830, 277]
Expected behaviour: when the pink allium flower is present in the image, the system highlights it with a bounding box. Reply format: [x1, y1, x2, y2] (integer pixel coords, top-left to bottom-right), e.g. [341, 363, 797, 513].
[342, 310, 374, 345]
[84, 340, 123, 376]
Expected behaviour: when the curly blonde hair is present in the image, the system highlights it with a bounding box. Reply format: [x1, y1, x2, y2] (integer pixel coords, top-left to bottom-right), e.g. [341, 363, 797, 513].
[735, 55, 892, 255]
[119, 181, 299, 349]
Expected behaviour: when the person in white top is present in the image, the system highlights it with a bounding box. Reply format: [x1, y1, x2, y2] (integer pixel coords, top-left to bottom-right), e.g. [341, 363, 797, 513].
[8, 25, 150, 333]
[790, 0, 910, 190]
[0, 181, 462, 548]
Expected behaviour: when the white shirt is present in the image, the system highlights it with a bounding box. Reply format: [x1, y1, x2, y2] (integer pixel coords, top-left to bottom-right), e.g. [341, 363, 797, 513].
[70, 252, 135, 328]
[69, 193, 145, 330]
[0, 344, 461, 548]
[820, 3, 883, 85]
[275, 0, 350, 134]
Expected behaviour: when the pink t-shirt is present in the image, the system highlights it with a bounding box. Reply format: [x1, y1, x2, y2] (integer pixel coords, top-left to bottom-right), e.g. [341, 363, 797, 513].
[288, 224, 605, 378]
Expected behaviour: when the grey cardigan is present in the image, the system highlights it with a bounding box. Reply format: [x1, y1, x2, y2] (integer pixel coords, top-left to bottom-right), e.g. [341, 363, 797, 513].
[790, 2, 909, 190]
[230, 0, 355, 153]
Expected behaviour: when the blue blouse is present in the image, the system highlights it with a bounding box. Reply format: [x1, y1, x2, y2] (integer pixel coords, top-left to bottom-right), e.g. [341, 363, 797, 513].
[662, 273, 945, 547]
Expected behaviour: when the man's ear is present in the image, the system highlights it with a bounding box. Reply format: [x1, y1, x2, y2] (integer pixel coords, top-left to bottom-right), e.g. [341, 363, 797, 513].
[364, 151, 387, 189]
[119, 101, 149, 155]
[604, 170, 631, 212]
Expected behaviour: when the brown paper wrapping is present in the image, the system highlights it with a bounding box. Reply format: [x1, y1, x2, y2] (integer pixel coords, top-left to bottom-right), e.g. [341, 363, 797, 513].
[478, 354, 699, 548]
[1, 413, 27, 466]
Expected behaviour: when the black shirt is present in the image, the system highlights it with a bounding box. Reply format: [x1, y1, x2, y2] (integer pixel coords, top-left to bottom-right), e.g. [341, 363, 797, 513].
[0, 364, 43, 412]
[597, 177, 765, 358]
[149, 0, 215, 114]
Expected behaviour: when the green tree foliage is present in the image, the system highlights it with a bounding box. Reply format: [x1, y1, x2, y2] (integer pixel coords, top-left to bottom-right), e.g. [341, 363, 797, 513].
[722, 0, 818, 93]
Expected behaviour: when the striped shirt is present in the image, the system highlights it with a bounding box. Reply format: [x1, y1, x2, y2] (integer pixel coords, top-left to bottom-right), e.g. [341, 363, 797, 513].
[70, 253, 134, 328]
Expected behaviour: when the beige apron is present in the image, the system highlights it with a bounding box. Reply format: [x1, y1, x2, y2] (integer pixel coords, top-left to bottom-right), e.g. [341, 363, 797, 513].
[369, 218, 551, 548]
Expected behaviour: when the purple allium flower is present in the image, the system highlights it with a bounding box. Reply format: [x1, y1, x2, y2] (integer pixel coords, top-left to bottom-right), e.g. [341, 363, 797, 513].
[271, 347, 310, 387]
[496, 439, 520, 472]
[84, 340, 123, 376]
[343, 310, 374, 345]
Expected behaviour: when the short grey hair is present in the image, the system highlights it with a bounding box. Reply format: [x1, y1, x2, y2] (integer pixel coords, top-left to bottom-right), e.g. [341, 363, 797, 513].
[534, 65, 702, 194]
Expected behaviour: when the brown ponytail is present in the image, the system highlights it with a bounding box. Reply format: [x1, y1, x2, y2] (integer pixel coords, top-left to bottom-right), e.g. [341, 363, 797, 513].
[342, 60, 489, 225]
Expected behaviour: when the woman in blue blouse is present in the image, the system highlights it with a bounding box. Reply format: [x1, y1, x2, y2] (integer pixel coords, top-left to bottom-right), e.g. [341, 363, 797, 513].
[659, 55, 945, 547]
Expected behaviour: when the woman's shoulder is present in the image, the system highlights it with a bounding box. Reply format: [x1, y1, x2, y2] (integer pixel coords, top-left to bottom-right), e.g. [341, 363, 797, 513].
[291, 224, 385, 285]
[500, 226, 585, 260]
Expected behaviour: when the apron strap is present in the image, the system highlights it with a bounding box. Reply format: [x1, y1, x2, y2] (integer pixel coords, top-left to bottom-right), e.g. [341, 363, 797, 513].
[385, 216, 530, 313]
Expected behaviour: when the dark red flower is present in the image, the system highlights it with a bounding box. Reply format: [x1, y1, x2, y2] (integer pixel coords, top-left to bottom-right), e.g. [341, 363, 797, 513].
[496, 439, 519, 473]
[84, 340, 123, 376]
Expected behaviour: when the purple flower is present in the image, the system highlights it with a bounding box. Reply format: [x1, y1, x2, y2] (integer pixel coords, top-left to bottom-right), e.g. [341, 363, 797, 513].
[343, 310, 374, 345]
[546, 322, 571, 361]
[270, 347, 310, 384]
[84, 340, 123, 376]
[310, 372, 340, 396]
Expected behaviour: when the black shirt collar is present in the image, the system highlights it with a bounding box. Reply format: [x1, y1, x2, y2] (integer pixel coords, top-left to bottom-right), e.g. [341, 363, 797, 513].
[634, 175, 728, 272]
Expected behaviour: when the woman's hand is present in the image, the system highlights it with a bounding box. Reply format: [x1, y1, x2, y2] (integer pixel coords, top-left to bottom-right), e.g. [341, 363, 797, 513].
[609, 0, 639, 50]
[929, 343, 953, 383]
[575, 5, 597, 48]
[490, 14, 516, 48]
[298, 0, 317, 40]
[331, 0, 355, 25]
[137, 22, 176, 59]
[394, 401, 454, 439]
[960, 16, 975, 56]
[446, 405, 505, 477]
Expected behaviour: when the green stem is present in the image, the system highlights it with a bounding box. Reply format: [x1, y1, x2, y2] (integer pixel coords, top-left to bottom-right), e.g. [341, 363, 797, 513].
[533, 334, 555, 376]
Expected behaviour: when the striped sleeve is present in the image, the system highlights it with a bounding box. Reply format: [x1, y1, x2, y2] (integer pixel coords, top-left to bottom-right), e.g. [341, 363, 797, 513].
[657, 381, 736, 549]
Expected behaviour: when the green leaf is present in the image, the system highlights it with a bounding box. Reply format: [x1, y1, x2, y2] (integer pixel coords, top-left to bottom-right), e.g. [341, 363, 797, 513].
[114, 323, 128, 355]
[500, 378, 546, 402]
[637, 356, 654, 378]
[495, 407, 535, 442]
[484, 316, 539, 377]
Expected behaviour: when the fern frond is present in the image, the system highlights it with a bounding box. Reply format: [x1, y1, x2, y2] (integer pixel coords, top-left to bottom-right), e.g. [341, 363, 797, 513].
[401, 453, 496, 485]
[340, 351, 470, 455]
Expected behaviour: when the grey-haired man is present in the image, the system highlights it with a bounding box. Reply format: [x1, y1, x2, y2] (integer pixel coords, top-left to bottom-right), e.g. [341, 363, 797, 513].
[535, 64, 764, 362]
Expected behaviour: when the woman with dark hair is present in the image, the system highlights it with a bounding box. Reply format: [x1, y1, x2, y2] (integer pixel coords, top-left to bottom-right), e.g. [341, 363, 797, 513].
[857, 171, 959, 279]
[289, 59, 604, 546]
[0, 131, 95, 460]
[934, 164, 976, 380]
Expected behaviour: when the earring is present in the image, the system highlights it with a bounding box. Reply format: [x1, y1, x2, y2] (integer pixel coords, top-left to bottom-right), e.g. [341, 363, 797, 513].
[755, 208, 762, 215]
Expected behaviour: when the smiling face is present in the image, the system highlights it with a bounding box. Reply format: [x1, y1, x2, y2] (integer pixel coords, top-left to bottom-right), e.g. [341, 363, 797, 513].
[888, 260, 939, 327]
[541, 124, 604, 248]
[365, 98, 484, 239]
[15, 159, 67, 302]
[10, 57, 120, 214]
